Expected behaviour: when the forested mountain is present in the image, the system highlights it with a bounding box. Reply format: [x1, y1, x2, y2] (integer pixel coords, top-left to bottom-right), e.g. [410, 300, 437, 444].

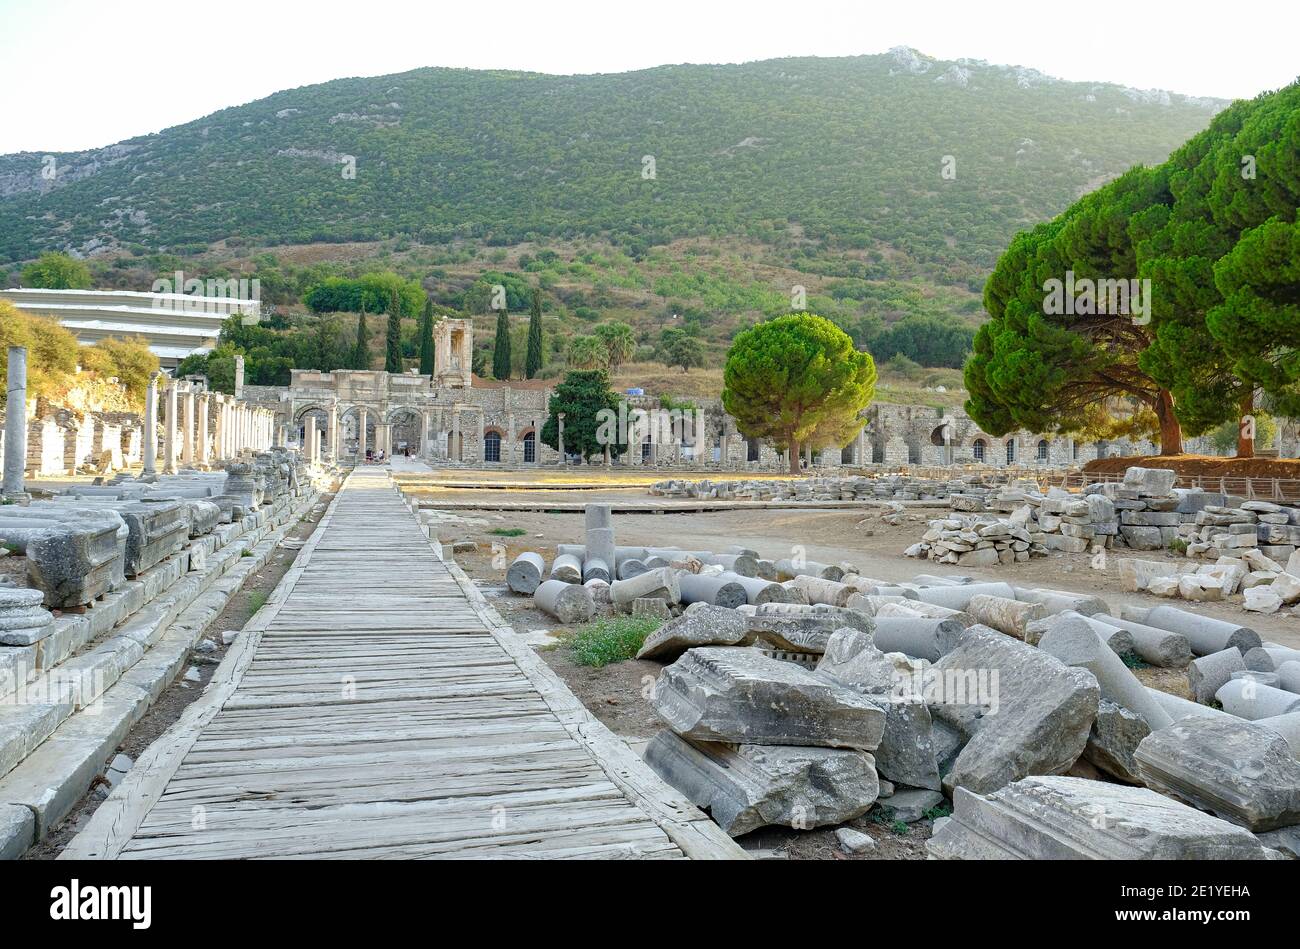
[0, 47, 1223, 289]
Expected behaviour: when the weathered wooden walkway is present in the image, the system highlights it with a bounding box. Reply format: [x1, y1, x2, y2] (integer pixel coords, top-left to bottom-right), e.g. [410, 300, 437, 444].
[64, 467, 741, 860]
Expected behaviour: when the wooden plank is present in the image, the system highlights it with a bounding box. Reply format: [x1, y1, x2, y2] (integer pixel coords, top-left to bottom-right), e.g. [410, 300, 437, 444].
[62, 466, 728, 861]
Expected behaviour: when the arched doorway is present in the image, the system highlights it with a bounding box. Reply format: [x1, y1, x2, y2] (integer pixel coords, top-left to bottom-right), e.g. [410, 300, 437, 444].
[523, 431, 536, 463]
[484, 430, 502, 462]
[387, 408, 424, 457]
[1005, 439, 1016, 465]
[295, 406, 328, 451]
[1037, 439, 1049, 462]
[972, 438, 986, 463]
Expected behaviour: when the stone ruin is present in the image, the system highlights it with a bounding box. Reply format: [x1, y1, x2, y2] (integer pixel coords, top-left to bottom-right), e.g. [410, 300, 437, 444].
[495, 502, 1300, 858]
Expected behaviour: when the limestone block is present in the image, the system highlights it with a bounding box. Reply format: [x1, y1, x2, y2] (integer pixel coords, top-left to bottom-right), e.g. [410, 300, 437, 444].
[1082, 699, 1150, 783]
[1135, 716, 1300, 831]
[636, 605, 753, 661]
[928, 776, 1269, 860]
[1122, 466, 1177, 496]
[642, 730, 879, 836]
[0, 505, 127, 608]
[930, 625, 1100, 796]
[0, 588, 55, 647]
[652, 647, 886, 749]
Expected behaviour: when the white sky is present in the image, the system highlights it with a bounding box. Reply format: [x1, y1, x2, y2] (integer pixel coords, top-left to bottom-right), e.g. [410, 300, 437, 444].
[2, 0, 1297, 154]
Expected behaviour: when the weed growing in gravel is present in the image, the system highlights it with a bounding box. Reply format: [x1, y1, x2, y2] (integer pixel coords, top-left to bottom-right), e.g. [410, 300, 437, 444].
[567, 615, 664, 668]
[488, 527, 527, 537]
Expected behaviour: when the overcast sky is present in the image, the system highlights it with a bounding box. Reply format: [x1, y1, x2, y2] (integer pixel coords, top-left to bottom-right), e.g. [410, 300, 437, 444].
[3, 0, 1297, 154]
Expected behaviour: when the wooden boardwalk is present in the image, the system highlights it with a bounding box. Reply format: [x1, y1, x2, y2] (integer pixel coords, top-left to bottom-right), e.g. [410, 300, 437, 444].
[64, 467, 741, 860]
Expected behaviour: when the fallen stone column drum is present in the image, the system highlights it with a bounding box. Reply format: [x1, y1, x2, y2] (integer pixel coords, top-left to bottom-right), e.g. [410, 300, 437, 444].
[677, 572, 749, 610]
[610, 567, 680, 607]
[1090, 614, 1191, 668]
[507, 551, 545, 595]
[549, 553, 583, 584]
[1139, 605, 1261, 656]
[718, 572, 790, 605]
[534, 579, 595, 624]
[912, 581, 1016, 611]
[871, 616, 964, 662]
[1216, 678, 1300, 720]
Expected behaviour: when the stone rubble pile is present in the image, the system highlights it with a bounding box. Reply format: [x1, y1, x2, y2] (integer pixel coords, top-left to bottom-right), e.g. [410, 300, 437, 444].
[649, 473, 1017, 503]
[499, 504, 1300, 858]
[904, 509, 1044, 567]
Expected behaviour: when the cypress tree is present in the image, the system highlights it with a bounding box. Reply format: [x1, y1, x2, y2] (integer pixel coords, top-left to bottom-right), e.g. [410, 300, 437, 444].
[492, 306, 511, 380]
[385, 289, 403, 373]
[525, 288, 544, 379]
[419, 298, 435, 376]
[352, 301, 370, 370]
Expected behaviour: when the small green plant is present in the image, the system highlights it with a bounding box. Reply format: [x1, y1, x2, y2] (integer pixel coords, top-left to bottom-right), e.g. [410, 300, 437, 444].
[891, 819, 909, 835]
[567, 614, 664, 668]
[241, 548, 253, 557]
[923, 803, 953, 821]
[1120, 652, 1148, 670]
[488, 527, 527, 537]
[247, 590, 268, 615]
[1168, 537, 1189, 556]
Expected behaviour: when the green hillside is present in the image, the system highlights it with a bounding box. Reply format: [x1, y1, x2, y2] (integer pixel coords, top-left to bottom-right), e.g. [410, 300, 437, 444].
[0, 47, 1222, 290]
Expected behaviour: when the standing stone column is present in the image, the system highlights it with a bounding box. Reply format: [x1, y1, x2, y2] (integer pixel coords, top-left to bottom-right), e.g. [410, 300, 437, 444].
[327, 400, 339, 461]
[141, 370, 160, 477]
[358, 408, 368, 461]
[507, 414, 516, 465]
[163, 379, 179, 475]
[3, 346, 29, 500]
[451, 408, 461, 463]
[181, 383, 195, 466]
[478, 411, 486, 464]
[434, 407, 444, 459]
[197, 390, 210, 466]
[557, 413, 566, 466]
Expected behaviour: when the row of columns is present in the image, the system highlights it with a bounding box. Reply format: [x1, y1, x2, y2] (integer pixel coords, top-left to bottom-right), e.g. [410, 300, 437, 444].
[141, 373, 275, 478]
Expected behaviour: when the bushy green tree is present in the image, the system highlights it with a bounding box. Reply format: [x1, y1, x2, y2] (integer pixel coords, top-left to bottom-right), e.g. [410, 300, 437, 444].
[303, 271, 425, 318]
[525, 289, 544, 379]
[540, 369, 626, 462]
[21, 252, 92, 289]
[657, 327, 705, 372]
[492, 307, 512, 380]
[722, 314, 876, 475]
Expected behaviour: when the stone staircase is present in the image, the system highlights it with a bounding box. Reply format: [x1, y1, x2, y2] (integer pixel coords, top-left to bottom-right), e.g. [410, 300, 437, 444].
[0, 488, 321, 858]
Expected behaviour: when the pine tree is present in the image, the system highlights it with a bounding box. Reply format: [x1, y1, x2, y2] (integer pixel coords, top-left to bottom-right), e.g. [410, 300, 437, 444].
[419, 298, 435, 376]
[352, 302, 370, 370]
[492, 306, 512, 380]
[525, 288, 544, 379]
[385, 289, 403, 373]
